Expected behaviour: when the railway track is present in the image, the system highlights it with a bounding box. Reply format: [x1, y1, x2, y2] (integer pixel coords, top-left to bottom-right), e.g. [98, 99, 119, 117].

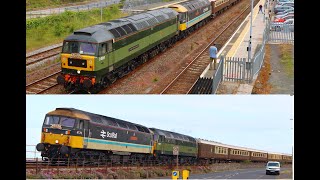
[26, 46, 62, 67]
[26, 71, 61, 94]
[160, 4, 253, 94]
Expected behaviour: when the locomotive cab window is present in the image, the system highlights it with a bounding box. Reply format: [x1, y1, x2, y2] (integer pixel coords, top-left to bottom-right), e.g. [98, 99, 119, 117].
[60, 117, 76, 128]
[43, 115, 75, 128]
[178, 13, 187, 23]
[44, 116, 59, 125]
[76, 120, 84, 130]
[98, 43, 107, 56]
[62, 41, 97, 56]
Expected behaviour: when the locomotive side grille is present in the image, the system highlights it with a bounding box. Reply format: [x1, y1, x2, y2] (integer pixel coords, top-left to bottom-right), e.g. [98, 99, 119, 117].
[68, 58, 87, 68]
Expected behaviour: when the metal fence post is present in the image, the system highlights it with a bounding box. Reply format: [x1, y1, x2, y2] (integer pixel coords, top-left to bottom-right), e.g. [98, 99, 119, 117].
[221, 56, 224, 82]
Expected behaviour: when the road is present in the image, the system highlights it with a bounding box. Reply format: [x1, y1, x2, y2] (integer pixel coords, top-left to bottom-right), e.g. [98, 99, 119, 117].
[163, 168, 292, 179]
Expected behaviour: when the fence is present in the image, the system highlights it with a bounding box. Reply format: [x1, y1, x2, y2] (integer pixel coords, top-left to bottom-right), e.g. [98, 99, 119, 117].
[212, 57, 224, 94]
[26, 145, 41, 160]
[188, 57, 223, 94]
[268, 23, 294, 44]
[26, 0, 121, 19]
[223, 57, 252, 83]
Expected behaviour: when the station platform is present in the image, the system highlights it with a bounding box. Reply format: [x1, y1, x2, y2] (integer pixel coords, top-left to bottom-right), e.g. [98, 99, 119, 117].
[200, 0, 270, 94]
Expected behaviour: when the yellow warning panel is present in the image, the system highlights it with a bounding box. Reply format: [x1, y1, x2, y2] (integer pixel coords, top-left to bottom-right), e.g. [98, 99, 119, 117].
[182, 169, 190, 180]
[172, 170, 179, 179]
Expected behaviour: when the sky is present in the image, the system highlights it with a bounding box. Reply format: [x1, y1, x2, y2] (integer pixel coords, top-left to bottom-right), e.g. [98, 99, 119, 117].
[26, 95, 293, 158]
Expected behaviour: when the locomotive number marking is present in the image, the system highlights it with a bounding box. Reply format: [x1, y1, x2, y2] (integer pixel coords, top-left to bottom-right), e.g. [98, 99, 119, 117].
[70, 53, 82, 59]
[50, 124, 62, 129]
[128, 44, 139, 52]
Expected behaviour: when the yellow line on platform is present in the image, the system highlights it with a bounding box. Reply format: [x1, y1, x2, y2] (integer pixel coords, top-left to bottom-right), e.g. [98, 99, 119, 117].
[226, 0, 265, 58]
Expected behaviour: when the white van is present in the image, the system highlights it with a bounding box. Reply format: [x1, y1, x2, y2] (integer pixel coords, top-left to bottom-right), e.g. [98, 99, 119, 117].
[266, 161, 281, 175]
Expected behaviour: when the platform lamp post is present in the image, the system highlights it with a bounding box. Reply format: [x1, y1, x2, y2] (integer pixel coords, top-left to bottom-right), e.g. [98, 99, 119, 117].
[248, 0, 253, 82]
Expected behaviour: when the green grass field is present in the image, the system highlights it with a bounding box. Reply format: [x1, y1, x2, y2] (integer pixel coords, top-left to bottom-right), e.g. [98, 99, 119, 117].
[26, 0, 96, 11]
[26, 5, 127, 52]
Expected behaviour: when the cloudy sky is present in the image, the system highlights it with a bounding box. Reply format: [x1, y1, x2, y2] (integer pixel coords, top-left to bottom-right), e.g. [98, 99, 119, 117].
[26, 95, 293, 158]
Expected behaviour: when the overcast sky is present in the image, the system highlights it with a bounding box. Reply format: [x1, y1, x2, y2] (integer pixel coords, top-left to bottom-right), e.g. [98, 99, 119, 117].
[26, 95, 293, 158]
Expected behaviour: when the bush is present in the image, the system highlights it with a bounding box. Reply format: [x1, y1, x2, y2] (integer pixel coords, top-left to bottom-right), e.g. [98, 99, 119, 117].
[53, 23, 65, 36]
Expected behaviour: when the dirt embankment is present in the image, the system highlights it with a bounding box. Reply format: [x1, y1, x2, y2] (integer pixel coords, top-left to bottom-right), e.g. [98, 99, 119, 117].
[252, 44, 294, 94]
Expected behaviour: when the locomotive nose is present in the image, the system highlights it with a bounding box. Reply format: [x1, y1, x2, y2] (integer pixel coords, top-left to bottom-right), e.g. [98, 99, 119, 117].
[57, 75, 65, 84]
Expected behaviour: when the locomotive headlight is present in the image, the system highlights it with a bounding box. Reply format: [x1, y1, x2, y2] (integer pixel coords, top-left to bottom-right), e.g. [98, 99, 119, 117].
[55, 140, 59, 144]
[77, 70, 80, 74]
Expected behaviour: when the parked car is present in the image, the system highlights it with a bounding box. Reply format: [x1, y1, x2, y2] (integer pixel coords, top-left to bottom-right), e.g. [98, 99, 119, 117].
[275, 12, 294, 19]
[277, 2, 294, 7]
[266, 161, 281, 175]
[275, 14, 294, 22]
[276, 9, 294, 15]
[271, 19, 294, 32]
[274, 5, 294, 14]
[277, 0, 294, 2]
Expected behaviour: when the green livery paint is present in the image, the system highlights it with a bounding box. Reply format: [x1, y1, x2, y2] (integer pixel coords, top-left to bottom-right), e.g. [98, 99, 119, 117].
[155, 142, 198, 157]
[95, 20, 178, 73]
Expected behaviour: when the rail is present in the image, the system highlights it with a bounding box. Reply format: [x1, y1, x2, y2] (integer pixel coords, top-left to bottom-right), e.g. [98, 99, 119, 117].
[160, 3, 251, 94]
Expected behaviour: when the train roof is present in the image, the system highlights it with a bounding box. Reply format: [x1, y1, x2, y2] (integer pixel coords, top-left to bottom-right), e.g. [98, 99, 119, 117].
[64, 8, 178, 43]
[177, 0, 210, 11]
[149, 128, 196, 143]
[198, 139, 292, 156]
[47, 108, 151, 133]
[197, 139, 269, 153]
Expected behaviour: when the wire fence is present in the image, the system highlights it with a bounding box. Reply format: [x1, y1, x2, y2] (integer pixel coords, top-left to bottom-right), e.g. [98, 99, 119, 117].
[26, 145, 42, 160]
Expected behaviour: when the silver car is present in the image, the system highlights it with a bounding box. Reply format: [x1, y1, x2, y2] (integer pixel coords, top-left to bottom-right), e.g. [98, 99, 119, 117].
[277, 2, 294, 7]
[276, 9, 294, 15]
[275, 13, 294, 20]
[277, 0, 294, 2]
[274, 5, 294, 13]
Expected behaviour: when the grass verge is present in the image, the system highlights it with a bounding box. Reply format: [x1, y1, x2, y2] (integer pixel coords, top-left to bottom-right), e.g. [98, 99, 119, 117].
[26, 4, 126, 52]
